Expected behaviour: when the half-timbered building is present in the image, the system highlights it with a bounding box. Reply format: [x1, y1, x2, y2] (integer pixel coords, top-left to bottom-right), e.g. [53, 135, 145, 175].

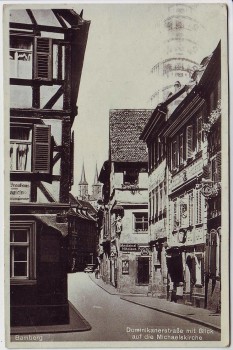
[9, 9, 90, 326]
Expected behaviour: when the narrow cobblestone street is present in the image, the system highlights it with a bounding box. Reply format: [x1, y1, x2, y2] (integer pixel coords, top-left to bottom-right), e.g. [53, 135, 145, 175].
[34, 272, 221, 342]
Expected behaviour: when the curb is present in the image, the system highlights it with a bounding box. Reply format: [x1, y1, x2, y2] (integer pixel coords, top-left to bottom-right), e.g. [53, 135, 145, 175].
[120, 297, 221, 333]
[88, 274, 147, 297]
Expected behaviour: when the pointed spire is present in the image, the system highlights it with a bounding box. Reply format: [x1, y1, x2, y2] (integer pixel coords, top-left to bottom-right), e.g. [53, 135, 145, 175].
[79, 162, 88, 185]
[93, 163, 99, 185]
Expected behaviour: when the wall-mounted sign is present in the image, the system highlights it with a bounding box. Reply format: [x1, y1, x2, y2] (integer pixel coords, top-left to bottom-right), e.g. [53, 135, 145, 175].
[120, 243, 138, 252]
[122, 260, 129, 275]
[140, 247, 150, 256]
[10, 181, 30, 202]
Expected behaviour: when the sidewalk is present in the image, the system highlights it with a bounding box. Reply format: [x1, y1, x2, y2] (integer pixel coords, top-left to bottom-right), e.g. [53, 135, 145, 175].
[11, 302, 91, 335]
[89, 274, 221, 333]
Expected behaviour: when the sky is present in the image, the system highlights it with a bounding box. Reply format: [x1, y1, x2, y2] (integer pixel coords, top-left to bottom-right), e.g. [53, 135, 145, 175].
[70, 3, 225, 196]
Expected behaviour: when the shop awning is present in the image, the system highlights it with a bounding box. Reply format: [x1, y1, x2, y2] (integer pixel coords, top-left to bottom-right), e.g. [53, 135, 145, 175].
[34, 214, 68, 237]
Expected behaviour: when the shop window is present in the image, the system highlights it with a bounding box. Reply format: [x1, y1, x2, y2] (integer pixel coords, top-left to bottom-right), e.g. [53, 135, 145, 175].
[137, 257, 149, 284]
[10, 36, 32, 79]
[133, 213, 148, 232]
[10, 221, 36, 282]
[10, 124, 51, 174]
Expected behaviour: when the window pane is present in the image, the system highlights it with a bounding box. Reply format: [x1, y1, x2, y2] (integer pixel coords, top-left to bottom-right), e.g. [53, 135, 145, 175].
[14, 246, 27, 261]
[14, 262, 27, 277]
[11, 230, 28, 242]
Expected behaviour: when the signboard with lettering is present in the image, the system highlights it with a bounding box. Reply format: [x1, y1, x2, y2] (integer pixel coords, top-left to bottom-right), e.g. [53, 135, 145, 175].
[10, 182, 30, 202]
[120, 243, 138, 252]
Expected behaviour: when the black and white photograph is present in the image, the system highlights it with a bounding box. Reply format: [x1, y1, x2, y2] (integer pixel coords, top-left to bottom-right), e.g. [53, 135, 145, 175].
[4, 1, 230, 348]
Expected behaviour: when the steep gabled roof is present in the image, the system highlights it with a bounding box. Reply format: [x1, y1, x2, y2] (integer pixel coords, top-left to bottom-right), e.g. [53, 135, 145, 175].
[109, 109, 153, 163]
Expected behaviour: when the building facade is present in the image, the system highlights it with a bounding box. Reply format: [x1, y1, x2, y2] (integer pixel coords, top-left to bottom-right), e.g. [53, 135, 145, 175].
[69, 194, 98, 272]
[98, 110, 152, 293]
[141, 42, 221, 309]
[9, 9, 90, 326]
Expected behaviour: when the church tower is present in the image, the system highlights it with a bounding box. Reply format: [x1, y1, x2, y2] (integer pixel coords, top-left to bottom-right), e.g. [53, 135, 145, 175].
[92, 163, 102, 200]
[150, 4, 206, 109]
[79, 163, 89, 200]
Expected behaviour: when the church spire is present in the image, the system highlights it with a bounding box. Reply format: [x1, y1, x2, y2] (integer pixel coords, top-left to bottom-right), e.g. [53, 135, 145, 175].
[92, 163, 102, 200]
[79, 162, 88, 200]
[79, 162, 88, 185]
[93, 163, 100, 185]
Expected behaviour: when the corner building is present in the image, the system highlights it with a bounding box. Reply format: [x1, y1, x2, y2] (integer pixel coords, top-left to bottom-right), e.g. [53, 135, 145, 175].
[9, 9, 90, 326]
[98, 110, 152, 293]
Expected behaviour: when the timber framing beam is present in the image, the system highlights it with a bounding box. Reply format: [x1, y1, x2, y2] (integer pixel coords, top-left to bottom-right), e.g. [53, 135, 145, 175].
[10, 78, 64, 86]
[10, 108, 71, 119]
[10, 22, 66, 34]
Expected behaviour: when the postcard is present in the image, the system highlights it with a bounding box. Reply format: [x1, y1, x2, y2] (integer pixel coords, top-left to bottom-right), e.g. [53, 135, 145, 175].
[4, 1, 230, 348]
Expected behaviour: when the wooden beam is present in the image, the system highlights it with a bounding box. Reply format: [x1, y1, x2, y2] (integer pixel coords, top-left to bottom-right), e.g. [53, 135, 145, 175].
[43, 86, 64, 109]
[60, 116, 71, 203]
[52, 152, 61, 166]
[37, 182, 55, 202]
[26, 9, 37, 26]
[10, 22, 66, 34]
[10, 78, 64, 86]
[32, 86, 40, 109]
[10, 108, 71, 119]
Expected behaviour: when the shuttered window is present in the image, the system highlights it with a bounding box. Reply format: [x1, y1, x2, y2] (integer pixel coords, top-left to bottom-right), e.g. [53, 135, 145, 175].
[195, 189, 202, 225]
[216, 152, 221, 182]
[34, 37, 52, 80]
[186, 125, 194, 159]
[149, 192, 152, 220]
[188, 191, 194, 226]
[32, 124, 51, 173]
[179, 133, 184, 165]
[173, 199, 178, 228]
[172, 139, 178, 169]
[196, 116, 202, 152]
[211, 152, 221, 183]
